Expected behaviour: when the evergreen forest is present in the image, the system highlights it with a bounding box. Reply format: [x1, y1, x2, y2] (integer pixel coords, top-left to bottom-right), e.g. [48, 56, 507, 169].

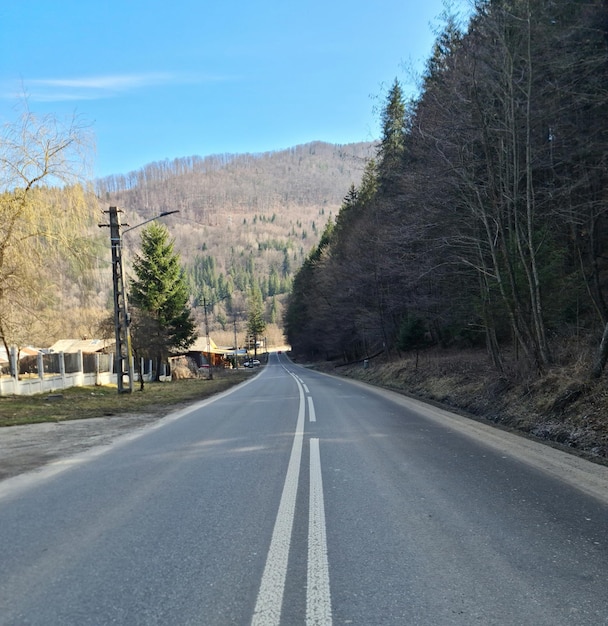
[286, 0, 608, 383]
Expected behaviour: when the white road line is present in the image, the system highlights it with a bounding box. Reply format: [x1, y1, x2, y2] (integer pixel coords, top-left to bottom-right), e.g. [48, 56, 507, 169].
[303, 384, 310, 393]
[252, 377, 306, 626]
[308, 396, 316, 423]
[307, 438, 332, 626]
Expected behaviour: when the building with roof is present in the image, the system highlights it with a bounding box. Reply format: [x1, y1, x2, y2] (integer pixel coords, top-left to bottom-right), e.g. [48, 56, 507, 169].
[47, 339, 112, 354]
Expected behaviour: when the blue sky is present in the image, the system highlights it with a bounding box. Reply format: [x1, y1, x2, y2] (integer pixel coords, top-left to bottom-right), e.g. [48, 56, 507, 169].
[0, 0, 455, 179]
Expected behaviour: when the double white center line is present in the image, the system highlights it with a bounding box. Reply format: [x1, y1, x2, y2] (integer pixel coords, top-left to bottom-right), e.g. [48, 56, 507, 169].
[252, 374, 331, 626]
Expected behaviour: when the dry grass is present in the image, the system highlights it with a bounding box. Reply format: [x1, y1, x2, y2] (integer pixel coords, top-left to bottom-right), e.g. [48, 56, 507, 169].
[313, 347, 608, 463]
[0, 369, 253, 427]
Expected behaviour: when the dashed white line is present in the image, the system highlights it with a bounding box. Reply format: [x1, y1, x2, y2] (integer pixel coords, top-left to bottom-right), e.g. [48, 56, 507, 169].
[307, 438, 332, 625]
[308, 396, 316, 423]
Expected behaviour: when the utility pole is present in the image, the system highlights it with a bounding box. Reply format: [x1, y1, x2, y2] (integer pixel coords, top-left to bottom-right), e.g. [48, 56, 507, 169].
[198, 293, 232, 376]
[107, 206, 133, 393]
[100, 207, 179, 393]
[203, 296, 213, 380]
[233, 318, 238, 369]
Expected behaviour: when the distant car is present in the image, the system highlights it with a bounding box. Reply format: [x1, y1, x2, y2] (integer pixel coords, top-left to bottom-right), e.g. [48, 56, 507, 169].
[243, 359, 261, 367]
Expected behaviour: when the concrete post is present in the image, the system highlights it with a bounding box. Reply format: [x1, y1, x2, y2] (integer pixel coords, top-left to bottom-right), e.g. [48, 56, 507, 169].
[37, 352, 44, 380]
[10, 347, 17, 379]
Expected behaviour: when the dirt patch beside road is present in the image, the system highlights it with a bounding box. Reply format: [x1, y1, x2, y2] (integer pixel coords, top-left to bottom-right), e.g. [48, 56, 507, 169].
[0, 371, 257, 481]
[0, 412, 164, 481]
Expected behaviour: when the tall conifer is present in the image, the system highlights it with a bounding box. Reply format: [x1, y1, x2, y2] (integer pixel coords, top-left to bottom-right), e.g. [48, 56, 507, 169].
[130, 222, 197, 377]
[377, 79, 407, 194]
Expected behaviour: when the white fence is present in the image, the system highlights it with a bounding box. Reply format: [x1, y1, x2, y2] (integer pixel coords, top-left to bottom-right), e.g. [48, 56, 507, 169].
[0, 350, 116, 396]
[0, 371, 116, 396]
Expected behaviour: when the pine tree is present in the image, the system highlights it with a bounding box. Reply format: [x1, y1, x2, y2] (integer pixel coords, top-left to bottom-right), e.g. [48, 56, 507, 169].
[129, 222, 197, 379]
[246, 285, 267, 358]
[281, 249, 292, 278]
[377, 79, 407, 194]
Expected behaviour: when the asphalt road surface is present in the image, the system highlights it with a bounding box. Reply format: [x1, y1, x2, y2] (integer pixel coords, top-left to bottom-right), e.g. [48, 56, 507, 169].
[1, 353, 608, 625]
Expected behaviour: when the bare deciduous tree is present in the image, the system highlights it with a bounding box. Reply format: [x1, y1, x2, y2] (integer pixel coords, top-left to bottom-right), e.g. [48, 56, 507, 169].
[0, 104, 94, 372]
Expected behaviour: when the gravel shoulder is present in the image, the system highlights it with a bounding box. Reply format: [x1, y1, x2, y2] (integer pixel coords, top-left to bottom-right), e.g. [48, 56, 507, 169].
[0, 412, 165, 481]
[0, 370, 256, 482]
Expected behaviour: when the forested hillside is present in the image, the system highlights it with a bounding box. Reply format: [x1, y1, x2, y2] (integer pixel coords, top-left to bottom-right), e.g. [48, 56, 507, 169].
[283, 0, 608, 458]
[0, 131, 372, 352]
[96, 141, 373, 339]
[287, 0, 608, 377]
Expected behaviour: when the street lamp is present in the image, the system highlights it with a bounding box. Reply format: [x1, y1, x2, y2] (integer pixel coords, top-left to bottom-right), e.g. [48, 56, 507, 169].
[100, 207, 179, 393]
[122, 210, 180, 236]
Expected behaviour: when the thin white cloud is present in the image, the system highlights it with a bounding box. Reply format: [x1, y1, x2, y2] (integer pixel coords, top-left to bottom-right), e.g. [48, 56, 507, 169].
[31, 73, 173, 90]
[2, 72, 227, 102]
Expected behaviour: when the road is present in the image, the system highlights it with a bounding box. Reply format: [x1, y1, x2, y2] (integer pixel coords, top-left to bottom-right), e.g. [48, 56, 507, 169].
[1, 352, 608, 625]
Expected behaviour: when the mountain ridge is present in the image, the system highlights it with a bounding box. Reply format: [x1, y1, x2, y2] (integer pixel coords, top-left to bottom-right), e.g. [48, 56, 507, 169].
[92, 140, 377, 339]
[96, 140, 375, 270]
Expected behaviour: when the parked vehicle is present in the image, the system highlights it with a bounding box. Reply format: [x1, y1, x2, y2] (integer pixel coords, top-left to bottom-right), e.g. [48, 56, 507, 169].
[243, 359, 261, 368]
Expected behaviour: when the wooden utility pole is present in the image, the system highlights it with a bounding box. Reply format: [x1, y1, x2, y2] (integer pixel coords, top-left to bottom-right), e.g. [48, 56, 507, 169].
[203, 296, 213, 379]
[233, 318, 238, 369]
[100, 207, 179, 392]
[102, 206, 133, 393]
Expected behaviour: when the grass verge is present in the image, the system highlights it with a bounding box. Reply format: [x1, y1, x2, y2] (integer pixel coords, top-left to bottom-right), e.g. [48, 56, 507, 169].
[314, 349, 608, 462]
[0, 369, 254, 427]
